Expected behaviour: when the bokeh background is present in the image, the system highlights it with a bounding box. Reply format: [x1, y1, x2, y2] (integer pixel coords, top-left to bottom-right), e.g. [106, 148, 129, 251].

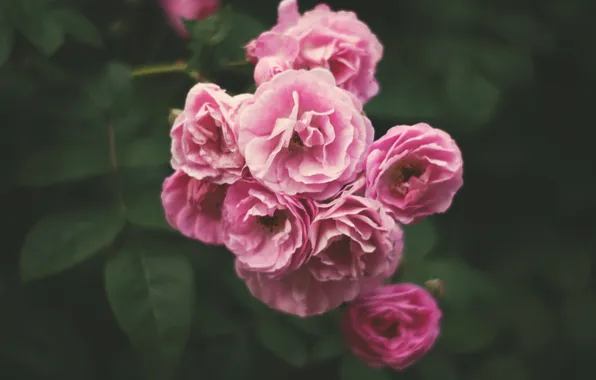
[1, 0, 595, 379]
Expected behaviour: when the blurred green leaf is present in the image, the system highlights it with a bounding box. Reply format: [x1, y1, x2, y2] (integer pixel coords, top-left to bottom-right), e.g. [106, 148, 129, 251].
[13, 144, 111, 187]
[105, 234, 195, 379]
[468, 355, 530, 380]
[488, 14, 554, 53]
[119, 132, 171, 168]
[0, 297, 94, 379]
[365, 63, 442, 122]
[214, 11, 265, 65]
[402, 219, 438, 262]
[0, 15, 14, 67]
[441, 309, 498, 354]
[311, 333, 346, 362]
[286, 314, 331, 336]
[257, 315, 309, 367]
[125, 189, 171, 230]
[417, 352, 460, 380]
[444, 62, 500, 127]
[13, 7, 64, 56]
[20, 205, 125, 281]
[339, 354, 391, 380]
[190, 332, 254, 380]
[86, 62, 133, 111]
[52, 9, 103, 48]
[561, 292, 596, 348]
[476, 44, 534, 89]
[193, 305, 241, 338]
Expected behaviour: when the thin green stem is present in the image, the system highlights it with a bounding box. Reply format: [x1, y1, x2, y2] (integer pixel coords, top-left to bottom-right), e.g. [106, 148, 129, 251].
[131, 62, 188, 77]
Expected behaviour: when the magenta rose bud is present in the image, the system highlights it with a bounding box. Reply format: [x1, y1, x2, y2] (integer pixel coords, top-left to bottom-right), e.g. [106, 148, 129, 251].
[222, 179, 315, 276]
[246, 0, 383, 103]
[342, 283, 442, 370]
[365, 123, 463, 224]
[161, 170, 228, 245]
[158, 0, 219, 38]
[309, 192, 403, 282]
[236, 68, 374, 201]
[171, 83, 246, 185]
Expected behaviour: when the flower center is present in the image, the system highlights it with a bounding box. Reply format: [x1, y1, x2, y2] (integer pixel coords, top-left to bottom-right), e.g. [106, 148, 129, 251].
[388, 159, 425, 194]
[288, 131, 304, 153]
[257, 210, 285, 233]
[370, 316, 400, 339]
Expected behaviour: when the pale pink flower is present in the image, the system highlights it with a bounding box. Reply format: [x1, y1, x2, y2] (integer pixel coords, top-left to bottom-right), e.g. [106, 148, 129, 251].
[342, 283, 442, 370]
[309, 193, 403, 282]
[161, 170, 227, 245]
[236, 261, 385, 317]
[236, 68, 374, 200]
[365, 123, 464, 224]
[254, 55, 294, 85]
[222, 179, 315, 276]
[246, 0, 383, 103]
[171, 83, 246, 184]
[158, 0, 219, 38]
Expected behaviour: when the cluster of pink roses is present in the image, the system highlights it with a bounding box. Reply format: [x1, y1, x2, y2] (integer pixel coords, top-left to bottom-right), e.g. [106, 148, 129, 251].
[160, 0, 462, 370]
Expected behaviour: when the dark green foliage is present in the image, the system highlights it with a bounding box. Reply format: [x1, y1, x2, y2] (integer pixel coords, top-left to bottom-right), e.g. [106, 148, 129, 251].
[0, 0, 595, 379]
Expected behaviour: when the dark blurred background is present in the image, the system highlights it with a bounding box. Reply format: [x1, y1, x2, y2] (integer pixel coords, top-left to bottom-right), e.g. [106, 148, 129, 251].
[1, 0, 595, 379]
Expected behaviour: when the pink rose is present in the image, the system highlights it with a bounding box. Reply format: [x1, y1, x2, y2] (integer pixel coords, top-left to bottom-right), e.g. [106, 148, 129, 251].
[236, 261, 384, 317]
[365, 123, 463, 224]
[246, 0, 383, 103]
[222, 179, 315, 276]
[342, 283, 442, 370]
[171, 83, 246, 185]
[254, 55, 294, 85]
[309, 193, 403, 281]
[158, 0, 219, 38]
[236, 68, 374, 201]
[161, 169, 228, 245]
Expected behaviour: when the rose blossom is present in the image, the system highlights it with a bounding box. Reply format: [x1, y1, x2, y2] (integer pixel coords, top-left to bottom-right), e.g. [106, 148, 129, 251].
[158, 0, 219, 38]
[342, 283, 442, 370]
[246, 0, 383, 103]
[254, 55, 294, 85]
[236, 261, 386, 317]
[365, 123, 463, 224]
[222, 179, 315, 276]
[235, 189, 402, 317]
[171, 83, 246, 184]
[161, 169, 227, 245]
[236, 68, 374, 200]
[308, 192, 403, 282]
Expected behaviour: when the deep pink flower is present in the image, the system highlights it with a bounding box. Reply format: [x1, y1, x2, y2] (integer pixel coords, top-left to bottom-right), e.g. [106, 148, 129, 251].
[365, 123, 463, 224]
[342, 283, 442, 370]
[246, 0, 383, 103]
[158, 0, 219, 38]
[236, 261, 386, 317]
[161, 170, 227, 245]
[236, 68, 374, 200]
[309, 193, 403, 282]
[171, 83, 246, 184]
[222, 179, 315, 276]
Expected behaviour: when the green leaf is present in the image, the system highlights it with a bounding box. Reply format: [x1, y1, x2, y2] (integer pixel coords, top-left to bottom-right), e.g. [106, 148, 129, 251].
[561, 292, 596, 348]
[339, 354, 391, 380]
[476, 44, 534, 89]
[119, 132, 171, 168]
[505, 290, 556, 354]
[0, 297, 94, 378]
[444, 62, 500, 127]
[13, 6, 64, 56]
[416, 352, 460, 380]
[20, 205, 125, 281]
[0, 15, 14, 67]
[189, 332, 254, 380]
[215, 11, 266, 65]
[402, 219, 438, 262]
[488, 14, 554, 53]
[105, 235, 195, 379]
[193, 305, 240, 338]
[441, 309, 498, 354]
[125, 189, 171, 230]
[13, 144, 111, 187]
[311, 333, 346, 361]
[52, 9, 103, 48]
[365, 63, 442, 122]
[286, 314, 331, 336]
[86, 62, 132, 111]
[469, 356, 530, 380]
[257, 315, 309, 367]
